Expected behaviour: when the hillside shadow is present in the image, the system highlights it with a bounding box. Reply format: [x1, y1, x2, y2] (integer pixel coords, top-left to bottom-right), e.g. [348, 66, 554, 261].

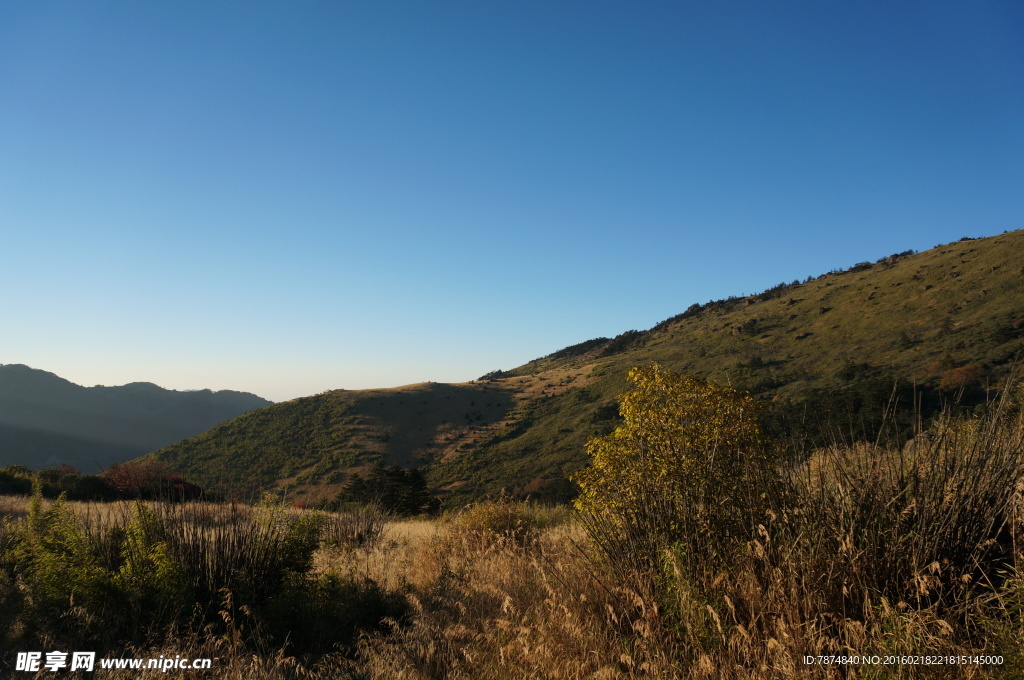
[353, 382, 517, 467]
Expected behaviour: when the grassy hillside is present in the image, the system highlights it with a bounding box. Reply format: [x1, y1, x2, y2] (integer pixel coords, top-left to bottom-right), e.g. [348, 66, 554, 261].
[151, 382, 519, 502]
[150, 230, 1024, 505]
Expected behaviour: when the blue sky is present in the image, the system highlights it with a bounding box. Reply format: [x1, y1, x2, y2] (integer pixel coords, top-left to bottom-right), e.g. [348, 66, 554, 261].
[2, 2, 1022, 402]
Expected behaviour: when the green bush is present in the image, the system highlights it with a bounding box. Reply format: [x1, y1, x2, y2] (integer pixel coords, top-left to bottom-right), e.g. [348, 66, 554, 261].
[264, 570, 407, 657]
[113, 503, 192, 630]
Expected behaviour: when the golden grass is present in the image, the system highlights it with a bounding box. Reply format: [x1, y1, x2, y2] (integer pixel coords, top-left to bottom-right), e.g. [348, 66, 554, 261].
[316, 518, 438, 591]
[5, 496, 1021, 680]
[345, 518, 668, 679]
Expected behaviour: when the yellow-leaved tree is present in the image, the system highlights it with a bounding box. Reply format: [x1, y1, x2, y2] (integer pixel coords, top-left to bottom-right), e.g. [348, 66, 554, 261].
[573, 364, 780, 579]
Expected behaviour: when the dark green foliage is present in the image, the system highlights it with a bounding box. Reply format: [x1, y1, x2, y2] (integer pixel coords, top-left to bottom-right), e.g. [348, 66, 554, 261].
[14, 490, 116, 622]
[754, 282, 795, 302]
[0, 465, 116, 500]
[264, 571, 406, 657]
[762, 372, 944, 449]
[597, 330, 647, 357]
[336, 464, 440, 516]
[0, 465, 203, 502]
[589, 402, 622, 427]
[110, 503, 193, 632]
[545, 337, 611, 361]
[876, 249, 917, 264]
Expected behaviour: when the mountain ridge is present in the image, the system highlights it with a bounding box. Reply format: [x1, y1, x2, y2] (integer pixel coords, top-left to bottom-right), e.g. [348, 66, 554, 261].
[150, 230, 1024, 504]
[0, 365, 273, 471]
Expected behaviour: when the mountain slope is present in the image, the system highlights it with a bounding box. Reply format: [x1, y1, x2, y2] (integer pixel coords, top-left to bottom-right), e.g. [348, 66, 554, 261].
[150, 230, 1024, 504]
[150, 382, 517, 499]
[0, 365, 272, 471]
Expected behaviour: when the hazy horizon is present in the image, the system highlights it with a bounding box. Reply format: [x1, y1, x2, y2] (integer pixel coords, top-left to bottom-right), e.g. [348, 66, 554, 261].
[3, 2, 1022, 402]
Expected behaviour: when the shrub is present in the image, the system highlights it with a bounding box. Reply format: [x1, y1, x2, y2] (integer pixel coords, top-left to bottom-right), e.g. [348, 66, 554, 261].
[263, 570, 407, 657]
[20, 491, 109, 607]
[0, 492, 404, 663]
[573, 364, 782, 582]
[105, 502, 193, 635]
[0, 466, 118, 501]
[445, 498, 549, 549]
[939, 363, 985, 392]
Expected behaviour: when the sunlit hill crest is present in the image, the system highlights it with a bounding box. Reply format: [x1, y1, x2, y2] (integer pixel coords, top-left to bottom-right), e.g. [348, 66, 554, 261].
[148, 229, 1024, 504]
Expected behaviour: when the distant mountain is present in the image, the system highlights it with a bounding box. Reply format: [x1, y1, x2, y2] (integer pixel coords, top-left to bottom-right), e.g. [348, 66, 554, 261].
[150, 230, 1024, 505]
[0, 365, 272, 471]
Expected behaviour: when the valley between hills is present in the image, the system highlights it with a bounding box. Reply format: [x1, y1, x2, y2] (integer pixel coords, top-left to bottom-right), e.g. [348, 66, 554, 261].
[145, 229, 1024, 506]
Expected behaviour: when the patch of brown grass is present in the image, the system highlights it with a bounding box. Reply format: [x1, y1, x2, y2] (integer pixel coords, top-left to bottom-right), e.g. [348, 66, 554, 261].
[348, 518, 681, 679]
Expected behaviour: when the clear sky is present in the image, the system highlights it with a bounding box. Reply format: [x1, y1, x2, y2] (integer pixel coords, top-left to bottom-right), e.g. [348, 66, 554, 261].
[2, 2, 1022, 402]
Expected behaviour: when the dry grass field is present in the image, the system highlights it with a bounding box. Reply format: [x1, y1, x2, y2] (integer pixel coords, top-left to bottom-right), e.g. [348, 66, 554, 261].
[2, 494, 1022, 678]
[2, 370, 1023, 678]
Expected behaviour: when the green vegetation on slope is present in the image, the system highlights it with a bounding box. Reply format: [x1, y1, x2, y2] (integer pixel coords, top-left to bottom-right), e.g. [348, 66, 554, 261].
[148, 230, 1024, 505]
[150, 391, 360, 497]
[429, 231, 1024, 503]
[150, 382, 516, 502]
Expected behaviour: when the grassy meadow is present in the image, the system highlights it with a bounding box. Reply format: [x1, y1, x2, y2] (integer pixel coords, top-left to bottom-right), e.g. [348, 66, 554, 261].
[3, 368, 1024, 678]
